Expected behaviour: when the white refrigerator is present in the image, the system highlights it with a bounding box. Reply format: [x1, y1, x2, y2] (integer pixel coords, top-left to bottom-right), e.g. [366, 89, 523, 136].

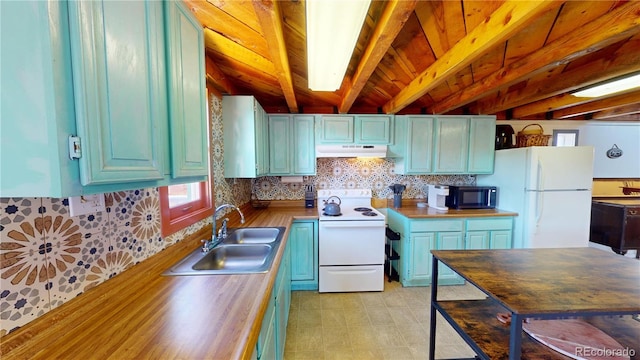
[477, 146, 594, 249]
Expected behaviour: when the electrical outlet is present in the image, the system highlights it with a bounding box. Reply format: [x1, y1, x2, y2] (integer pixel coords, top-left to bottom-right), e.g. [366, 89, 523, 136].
[68, 194, 106, 217]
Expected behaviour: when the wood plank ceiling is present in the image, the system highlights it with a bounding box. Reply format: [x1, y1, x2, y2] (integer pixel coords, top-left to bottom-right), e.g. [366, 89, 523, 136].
[185, 0, 640, 121]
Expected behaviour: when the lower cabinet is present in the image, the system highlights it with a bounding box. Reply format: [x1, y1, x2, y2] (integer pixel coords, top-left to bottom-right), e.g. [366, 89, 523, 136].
[289, 220, 319, 290]
[256, 240, 291, 360]
[387, 209, 514, 287]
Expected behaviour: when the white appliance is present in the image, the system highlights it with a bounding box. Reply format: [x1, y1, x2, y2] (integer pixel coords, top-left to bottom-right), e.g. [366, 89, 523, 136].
[317, 189, 385, 292]
[477, 146, 594, 249]
[427, 184, 449, 211]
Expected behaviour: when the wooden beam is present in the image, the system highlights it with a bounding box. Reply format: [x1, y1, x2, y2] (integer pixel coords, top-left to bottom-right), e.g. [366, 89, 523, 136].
[252, 0, 298, 113]
[338, 0, 417, 113]
[591, 103, 640, 119]
[205, 56, 238, 95]
[552, 90, 640, 119]
[381, 0, 562, 114]
[432, 1, 640, 114]
[480, 36, 640, 116]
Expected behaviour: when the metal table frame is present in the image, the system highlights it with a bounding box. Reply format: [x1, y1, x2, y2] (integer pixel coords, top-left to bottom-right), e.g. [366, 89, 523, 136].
[428, 248, 640, 360]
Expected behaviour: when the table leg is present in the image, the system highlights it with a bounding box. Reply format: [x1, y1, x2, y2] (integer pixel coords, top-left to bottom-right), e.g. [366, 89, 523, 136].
[429, 255, 439, 360]
[508, 313, 523, 360]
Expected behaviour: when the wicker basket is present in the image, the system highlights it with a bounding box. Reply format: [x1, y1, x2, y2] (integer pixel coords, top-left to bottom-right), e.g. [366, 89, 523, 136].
[516, 124, 551, 147]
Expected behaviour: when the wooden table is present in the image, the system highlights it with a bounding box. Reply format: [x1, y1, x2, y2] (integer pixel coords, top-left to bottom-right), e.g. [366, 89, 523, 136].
[429, 248, 640, 360]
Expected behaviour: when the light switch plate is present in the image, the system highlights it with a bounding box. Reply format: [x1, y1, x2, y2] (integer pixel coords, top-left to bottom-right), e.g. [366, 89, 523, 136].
[68, 194, 106, 217]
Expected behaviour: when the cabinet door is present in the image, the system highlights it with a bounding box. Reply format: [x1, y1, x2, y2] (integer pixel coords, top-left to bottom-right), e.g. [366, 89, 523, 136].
[468, 116, 496, 174]
[269, 115, 291, 174]
[320, 115, 354, 143]
[68, 1, 166, 185]
[292, 116, 316, 175]
[290, 221, 318, 290]
[256, 103, 270, 176]
[465, 231, 489, 249]
[408, 233, 435, 284]
[433, 117, 469, 174]
[436, 232, 464, 284]
[165, 1, 208, 178]
[490, 230, 512, 249]
[406, 117, 435, 173]
[356, 115, 392, 144]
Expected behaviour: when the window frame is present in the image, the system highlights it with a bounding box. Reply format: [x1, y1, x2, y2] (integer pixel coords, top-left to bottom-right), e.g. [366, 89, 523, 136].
[159, 181, 213, 236]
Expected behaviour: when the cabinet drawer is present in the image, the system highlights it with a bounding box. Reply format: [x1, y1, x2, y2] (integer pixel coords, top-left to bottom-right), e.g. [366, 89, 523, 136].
[411, 220, 463, 232]
[466, 218, 513, 231]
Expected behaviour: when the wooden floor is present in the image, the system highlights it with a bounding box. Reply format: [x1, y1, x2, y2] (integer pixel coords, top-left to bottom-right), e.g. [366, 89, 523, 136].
[284, 280, 486, 360]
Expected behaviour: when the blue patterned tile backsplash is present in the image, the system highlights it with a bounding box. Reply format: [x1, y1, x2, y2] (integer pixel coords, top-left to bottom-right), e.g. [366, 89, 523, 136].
[0, 93, 473, 335]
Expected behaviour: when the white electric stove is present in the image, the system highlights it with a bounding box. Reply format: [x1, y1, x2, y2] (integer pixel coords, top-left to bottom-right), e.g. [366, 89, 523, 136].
[317, 189, 385, 292]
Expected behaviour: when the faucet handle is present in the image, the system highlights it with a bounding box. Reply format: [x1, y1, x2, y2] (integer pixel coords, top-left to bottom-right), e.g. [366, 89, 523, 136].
[201, 239, 210, 252]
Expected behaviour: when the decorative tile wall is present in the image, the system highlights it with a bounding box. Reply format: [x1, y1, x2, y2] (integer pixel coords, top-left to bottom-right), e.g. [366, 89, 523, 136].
[253, 158, 474, 201]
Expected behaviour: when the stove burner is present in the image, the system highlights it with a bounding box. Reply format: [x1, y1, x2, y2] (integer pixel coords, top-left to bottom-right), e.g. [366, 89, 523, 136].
[361, 211, 378, 216]
[322, 212, 342, 217]
[354, 207, 373, 212]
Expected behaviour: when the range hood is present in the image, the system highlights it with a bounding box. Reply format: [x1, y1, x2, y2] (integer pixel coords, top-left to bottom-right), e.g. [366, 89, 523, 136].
[315, 144, 388, 158]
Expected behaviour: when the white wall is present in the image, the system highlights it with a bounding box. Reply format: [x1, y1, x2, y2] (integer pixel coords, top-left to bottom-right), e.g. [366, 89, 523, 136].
[497, 120, 640, 178]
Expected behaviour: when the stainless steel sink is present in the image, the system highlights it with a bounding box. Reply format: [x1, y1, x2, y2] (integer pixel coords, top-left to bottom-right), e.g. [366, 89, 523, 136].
[223, 227, 282, 244]
[163, 227, 285, 276]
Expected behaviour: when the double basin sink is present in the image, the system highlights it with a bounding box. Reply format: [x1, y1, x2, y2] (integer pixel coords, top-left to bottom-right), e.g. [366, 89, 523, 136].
[164, 227, 285, 276]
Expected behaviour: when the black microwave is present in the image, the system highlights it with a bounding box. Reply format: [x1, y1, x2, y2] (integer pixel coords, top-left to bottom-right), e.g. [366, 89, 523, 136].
[445, 186, 497, 210]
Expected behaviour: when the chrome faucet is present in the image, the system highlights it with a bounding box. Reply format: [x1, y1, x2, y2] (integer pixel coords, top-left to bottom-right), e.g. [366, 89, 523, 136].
[202, 204, 245, 253]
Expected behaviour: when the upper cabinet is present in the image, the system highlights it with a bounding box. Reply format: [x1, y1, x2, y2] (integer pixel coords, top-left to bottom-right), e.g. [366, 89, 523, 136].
[164, 0, 209, 178]
[268, 115, 316, 176]
[317, 115, 393, 145]
[393, 115, 495, 175]
[0, 1, 208, 198]
[223, 96, 270, 178]
[67, 0, 167, 185]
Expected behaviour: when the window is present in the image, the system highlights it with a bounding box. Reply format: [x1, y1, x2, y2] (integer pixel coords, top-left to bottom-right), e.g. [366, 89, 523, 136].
[553, 129, 579, 147]
[159, 181, 213, 236]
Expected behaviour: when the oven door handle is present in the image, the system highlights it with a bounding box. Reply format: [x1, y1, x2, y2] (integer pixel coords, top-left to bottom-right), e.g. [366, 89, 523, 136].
[320, 222, 385, 229]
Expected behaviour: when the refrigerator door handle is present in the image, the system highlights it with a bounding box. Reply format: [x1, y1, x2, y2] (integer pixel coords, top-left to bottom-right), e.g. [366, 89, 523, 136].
[535, 190, 544, 228]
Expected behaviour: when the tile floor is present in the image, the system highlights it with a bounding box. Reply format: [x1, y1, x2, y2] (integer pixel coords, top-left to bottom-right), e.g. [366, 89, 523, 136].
[284, 280, 486, 360]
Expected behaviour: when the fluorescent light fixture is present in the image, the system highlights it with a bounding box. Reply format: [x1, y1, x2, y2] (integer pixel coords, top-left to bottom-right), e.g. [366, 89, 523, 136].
[306, 0, 371, 91]
[572, 73, 640, 98]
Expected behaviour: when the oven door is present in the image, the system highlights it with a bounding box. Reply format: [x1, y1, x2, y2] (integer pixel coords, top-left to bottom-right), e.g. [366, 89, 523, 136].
[318, 220, 385, 265]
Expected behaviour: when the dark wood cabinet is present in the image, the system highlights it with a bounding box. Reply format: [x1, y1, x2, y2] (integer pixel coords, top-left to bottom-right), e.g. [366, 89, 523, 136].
[590, 199, 640, 257]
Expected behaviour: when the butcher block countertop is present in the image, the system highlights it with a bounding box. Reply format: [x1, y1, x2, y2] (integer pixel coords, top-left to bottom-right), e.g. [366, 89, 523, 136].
[0, 204, 318, 360]
[386, 200, 518, 219]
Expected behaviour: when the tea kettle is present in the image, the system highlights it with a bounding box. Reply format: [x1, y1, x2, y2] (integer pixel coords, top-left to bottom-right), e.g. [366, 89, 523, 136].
[323, 196, 342, 216]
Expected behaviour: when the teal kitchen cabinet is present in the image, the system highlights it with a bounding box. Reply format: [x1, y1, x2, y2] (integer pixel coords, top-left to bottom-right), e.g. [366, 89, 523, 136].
[275, 242, 291, 360]
[268, 115, 316, 176]
[164, 0, 209, 178]
[392, 115, 495, 175]
[290, 220, 319, 290]
[317, 115, 393, 144]
[433, 117, 470, 173]
[318, 115, 354, 143]
[467, 116, 497, 174]
[387, 209, 514, 287]
[392, 116, 435, 174]
[1, 0, 208, 198]
[223, 96, 270, 178]
[356, 115, 393, 144]
[67, 0, 166, 185]
[465, 218, 513, 250]
[256, 241, 291, 360]
[411, 219, 465, 286]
